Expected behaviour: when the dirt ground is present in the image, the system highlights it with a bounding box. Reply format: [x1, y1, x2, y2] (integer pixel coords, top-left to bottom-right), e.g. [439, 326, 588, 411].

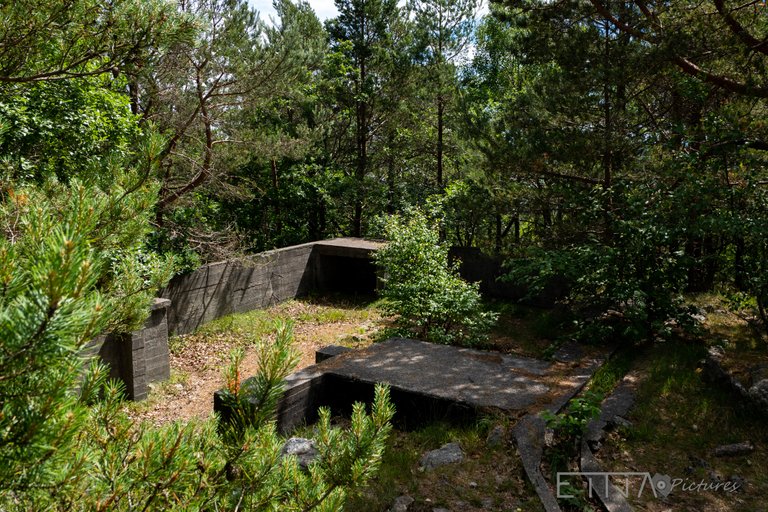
[126, 298, 384, 426]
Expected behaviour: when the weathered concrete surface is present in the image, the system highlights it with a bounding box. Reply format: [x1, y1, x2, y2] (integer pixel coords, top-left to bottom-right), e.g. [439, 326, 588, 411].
[584, 373, 638, 449]
[579, 371, 639, 512]
[218, 337, 606, 434]
[83, 298, 171, 400]
[162, 242, 317, 335]
[312, 237, 383, 258]
[312, 238, 382, 294]
[320, 338, 555, 411]
[315, 345, 352, 363]
[162, 238, 382, 335]
[513, 415, 562, 512]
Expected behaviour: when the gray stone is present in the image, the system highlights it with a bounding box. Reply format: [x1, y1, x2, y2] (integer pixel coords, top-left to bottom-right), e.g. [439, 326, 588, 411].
[580, 442, 633, 512]
[315, 345, 352, 363]
[389, 495, 414, 512]
[481, 497, 494, 509]
[713, 441, 754, 457]
[432, 509, 450, 512]
[485, 425, 505, 447]
[609, 415, 633, 429]
[729, 475, 747, 492]
[584, 374, 637, 447]
[691, 313, 707, 323]
[749, 379, 768, 407]
[281, 437, 318, 469]
[420, 442, 464, 470]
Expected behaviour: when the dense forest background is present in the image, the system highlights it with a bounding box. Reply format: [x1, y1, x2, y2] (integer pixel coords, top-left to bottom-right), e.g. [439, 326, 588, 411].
[6, 0, 767, 339]
[3, 0, 768, 508]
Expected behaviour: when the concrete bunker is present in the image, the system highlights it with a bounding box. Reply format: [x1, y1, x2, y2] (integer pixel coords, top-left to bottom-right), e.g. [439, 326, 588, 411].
[311, 239, 380, 295]
[214, 338, 603, 434]
[89, 238, 382, 400]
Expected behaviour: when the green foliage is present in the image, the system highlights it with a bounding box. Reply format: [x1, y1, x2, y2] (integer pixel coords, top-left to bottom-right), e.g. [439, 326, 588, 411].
[0, 77, 141, 184]
[545, 391, 602, 440]
[0, 202, 395, 509]
[0, 180, 171, 497]
[375, 207, 497, 346]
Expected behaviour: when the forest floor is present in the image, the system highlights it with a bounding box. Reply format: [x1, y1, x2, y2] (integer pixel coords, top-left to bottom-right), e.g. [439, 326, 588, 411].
[124, 294, 768, 512]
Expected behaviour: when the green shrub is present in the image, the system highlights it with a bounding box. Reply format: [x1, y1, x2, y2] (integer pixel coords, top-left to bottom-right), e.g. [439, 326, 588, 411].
[375, 208, 497, 346]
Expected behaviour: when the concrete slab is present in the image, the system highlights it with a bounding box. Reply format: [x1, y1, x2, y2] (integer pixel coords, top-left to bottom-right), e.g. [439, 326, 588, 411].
[312, 237, 383, 258]
[322, 338, 553, 411]
[216, 337, 607, 434]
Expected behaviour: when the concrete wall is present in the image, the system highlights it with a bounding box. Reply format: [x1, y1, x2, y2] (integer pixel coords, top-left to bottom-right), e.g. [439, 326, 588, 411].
[450, 247, 569, 306]
[161, 242, 316, 335]
[84, 298, 171, 400]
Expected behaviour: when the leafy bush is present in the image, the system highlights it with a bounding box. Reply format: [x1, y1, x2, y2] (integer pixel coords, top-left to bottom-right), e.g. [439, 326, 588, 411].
[374, 208, 497, 346]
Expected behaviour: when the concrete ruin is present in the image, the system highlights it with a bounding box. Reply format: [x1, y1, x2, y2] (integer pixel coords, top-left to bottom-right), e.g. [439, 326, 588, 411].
[88, 238, 381, 399]
[215, 338, 606, 434]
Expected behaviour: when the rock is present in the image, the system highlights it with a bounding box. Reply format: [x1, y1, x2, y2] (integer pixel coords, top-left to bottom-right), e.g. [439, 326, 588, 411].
[609, 415, 633, 429]
[419, 442, 464, 470]
[691, 313, 707, 323]
[481, 497, 494, 509]
[729, 475, 747, 492]
[713, 441, 755, 457]
[281, 437, 318, 469]
[486, 425, 505, 447]
[389, 495, 414, 512]
[708, 346, 725, 360]
[749, 365, 768, 384]
[543, 427, 555, 448]
[749, 379, 768, 407]
[432, 509, 450, 512]
[708, 470, 723, 484]
[469, 481, 478, 488]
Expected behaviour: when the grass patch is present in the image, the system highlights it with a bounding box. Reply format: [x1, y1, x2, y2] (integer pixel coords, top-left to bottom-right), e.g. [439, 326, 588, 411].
[345, 417, 540, 512]
[599, 340, 768, 511]
[586, 347, 636, 397]
[488, 302, 573, 359]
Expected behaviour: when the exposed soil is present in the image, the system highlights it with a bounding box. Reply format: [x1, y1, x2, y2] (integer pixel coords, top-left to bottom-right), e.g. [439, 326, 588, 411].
[126, 298, 384, 426]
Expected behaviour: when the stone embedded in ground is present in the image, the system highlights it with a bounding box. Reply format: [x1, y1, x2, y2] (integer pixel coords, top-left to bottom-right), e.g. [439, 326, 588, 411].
[609, 415, 633, 429]
[486, 425, 505, 447]
[419, 442, 464, 470]
[280, 437, 318, 469]
[729, 475, 747, 492]
[713, 441, 755, 457]
[749, 379, 768, 407]
[389, 495, 414, 512]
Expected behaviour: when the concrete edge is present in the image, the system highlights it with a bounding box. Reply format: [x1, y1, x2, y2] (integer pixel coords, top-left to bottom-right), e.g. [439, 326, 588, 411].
[578, 371, 640, 512]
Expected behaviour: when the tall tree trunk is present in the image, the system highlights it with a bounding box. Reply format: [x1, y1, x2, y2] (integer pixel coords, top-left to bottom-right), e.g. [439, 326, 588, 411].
[271, 158, 282, 234]
[437, 95, 444, 188]
[353, 58, 367, 237]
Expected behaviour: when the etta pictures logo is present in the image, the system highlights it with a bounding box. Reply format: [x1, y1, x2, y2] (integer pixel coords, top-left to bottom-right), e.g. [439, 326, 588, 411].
[556, 471, 741, 500]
